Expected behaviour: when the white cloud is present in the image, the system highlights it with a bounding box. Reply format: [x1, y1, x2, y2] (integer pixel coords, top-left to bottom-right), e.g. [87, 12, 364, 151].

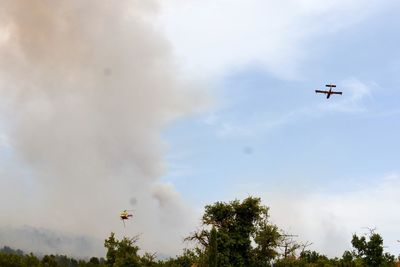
[156, 0, 387, 79]
[256, 173, 400, 257]
[204, 173, 400, 257]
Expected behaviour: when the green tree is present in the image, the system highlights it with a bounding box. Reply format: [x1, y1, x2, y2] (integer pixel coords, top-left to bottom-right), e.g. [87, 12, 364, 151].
[24, 253, 40, 267]
[104, 233, 140, 267]
[351, 230, 395, 267]
[104, 233, 118, 266]
[158, 249, 200, 267]
[251, 222, 281, 266]
[187, 196, 280, 267]
[89, 257, 100, 264]
[340, 250, 356, 267]
[41, 255, 58, 267]
[140, 252, 157, 267]
[0, 252, 23, 267]
[207, 227, 218, 267]
[298, 250, 334, 266]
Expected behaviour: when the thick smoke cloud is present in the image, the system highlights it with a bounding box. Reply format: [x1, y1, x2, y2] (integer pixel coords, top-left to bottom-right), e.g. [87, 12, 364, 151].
[0, 0, 201, 257]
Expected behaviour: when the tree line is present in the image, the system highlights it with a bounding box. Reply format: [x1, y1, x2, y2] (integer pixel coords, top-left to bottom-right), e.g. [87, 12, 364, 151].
[0, 196, 399, 266]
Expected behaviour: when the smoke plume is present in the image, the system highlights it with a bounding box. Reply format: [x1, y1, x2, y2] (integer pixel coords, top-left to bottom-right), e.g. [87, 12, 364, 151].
[0, 0, 201, 257]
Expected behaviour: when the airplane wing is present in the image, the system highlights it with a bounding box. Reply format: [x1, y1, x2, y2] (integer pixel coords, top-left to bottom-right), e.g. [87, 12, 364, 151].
[315, 90, 328, 94]
[330, 91, 342, 95]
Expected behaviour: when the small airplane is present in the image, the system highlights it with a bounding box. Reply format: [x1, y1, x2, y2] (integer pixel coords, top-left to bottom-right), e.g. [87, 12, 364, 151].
[120, 210, 133, 227]
[315, 84, 342, 99]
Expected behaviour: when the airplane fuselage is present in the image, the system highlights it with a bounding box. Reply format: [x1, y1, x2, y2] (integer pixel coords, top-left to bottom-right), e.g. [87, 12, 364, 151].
[326, 88, 332, 99]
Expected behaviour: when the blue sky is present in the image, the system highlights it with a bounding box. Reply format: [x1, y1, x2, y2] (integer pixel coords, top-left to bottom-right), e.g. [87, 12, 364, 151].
[162, 0, 400, 198]
[157, 0, 400, 255]
[1, 0, 400, 258]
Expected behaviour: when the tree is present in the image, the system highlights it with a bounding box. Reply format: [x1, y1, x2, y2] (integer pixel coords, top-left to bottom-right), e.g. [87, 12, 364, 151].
[341, 250, 356, 266]
[104, 232, 141, 267]
[351, 229, 395, 267]
[158, 249, 199, 267]
[299, 250, 330, 265]
[187, 196, 281, 267]
[41, 255, 58, 267]
[89, 257, 100, 264]
[24, 253, 40, 267]
[140, 252, 157, 267]
[207, 227, 218, 267]
[0, 252, 23, 267]
[104, 233, 118, 266]
[251, 222, 281, 266]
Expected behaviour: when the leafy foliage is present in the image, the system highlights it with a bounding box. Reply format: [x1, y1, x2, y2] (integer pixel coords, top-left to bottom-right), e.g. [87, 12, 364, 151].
[352, 230, 396, 267]
[186, 196, 282, 267]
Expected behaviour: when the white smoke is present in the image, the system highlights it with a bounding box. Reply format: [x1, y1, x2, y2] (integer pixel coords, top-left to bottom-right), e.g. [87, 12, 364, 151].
[0, 0, 203, 257]
[233, 174, 400, 257]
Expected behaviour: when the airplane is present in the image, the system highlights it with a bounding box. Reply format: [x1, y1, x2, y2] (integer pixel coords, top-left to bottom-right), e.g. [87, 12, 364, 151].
[315, 84, 342, 99]
[120, 210, 133, 227]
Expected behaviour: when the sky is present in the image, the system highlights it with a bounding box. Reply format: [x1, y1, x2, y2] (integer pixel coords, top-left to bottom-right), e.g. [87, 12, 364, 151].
[157, 0, 400, 257]
[0, 0, 400, 259]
